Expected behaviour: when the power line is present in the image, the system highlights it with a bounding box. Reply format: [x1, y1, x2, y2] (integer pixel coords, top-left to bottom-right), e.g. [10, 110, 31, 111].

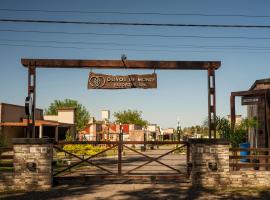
[1, 19, 270, 28]
[1, 28, 270, 40]
[1, 43, 270, 54]
[1, 8, 270, 18]
[2, 38, 270, 50]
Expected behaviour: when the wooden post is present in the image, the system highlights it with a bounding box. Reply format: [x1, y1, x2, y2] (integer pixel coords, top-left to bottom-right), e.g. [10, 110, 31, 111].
[230, 95, 236, 130]
[39, 125, 43, 138]
[118, 125, 123, 175]
[28, 65, 36, 138]
[208, 68, 216, 138]
[55, 126, 59, 142]
[186, 143, 191, 175]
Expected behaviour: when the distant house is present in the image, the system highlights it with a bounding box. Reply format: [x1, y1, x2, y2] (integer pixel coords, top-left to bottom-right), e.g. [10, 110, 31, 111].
[79, 114, 146, 142]
[231, 78, 270, 148]
[162, 128, 175, 140]
[227, 115, 242, 125]
[0, 103, 75, 146]
[247, 78, 270, 148]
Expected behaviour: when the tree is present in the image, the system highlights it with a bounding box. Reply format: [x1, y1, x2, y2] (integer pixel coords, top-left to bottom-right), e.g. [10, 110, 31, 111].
[203, 115, 258, 147]
[45, 99, 90, 131]
[114, 109, 148, 127]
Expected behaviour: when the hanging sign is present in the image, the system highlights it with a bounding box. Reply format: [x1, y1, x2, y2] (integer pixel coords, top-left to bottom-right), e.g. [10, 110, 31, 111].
[241, 96, 261, 105]
[88, 72, 157, 89]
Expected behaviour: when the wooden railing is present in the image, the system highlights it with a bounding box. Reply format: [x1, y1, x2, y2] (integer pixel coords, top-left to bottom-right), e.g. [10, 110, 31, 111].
[0, 147, 14, 172]
[229, 148, 270, 171]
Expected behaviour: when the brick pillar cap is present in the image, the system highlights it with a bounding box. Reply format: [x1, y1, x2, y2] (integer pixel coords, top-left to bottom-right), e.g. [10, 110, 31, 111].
[12, 138, 54, 144]
[188, 138, 229, 145]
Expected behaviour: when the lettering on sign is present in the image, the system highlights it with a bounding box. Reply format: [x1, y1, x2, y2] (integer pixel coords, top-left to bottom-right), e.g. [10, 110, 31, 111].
[88, 72, 157, 89]
[241, 96, 260, 105]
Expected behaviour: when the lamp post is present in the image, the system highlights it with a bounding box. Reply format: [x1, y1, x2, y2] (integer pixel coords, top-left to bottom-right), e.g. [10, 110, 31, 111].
[176, 118, 181, 142]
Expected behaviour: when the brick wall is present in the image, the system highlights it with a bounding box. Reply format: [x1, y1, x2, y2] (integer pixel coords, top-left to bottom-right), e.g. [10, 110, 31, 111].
[12, 138, 53, 191]
[190, 139, 270, 188]
[0, 172, 14, 191]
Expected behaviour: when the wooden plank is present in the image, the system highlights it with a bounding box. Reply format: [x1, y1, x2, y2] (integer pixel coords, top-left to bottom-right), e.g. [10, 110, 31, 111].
[21, 59, 221, 70]
[231, 89, 267, 97]
[230, 163, 270, 167]
[230, 148, 270, 151]
[0, 163, 13, 167]
[230, 155, 270, 159]
[56, 141, 187, 145]
[0, 155, 13, 159]
[88, 72, 157, 89]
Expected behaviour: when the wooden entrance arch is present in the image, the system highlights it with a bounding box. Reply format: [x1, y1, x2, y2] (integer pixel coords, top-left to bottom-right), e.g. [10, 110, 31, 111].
[21, 58, 221, 139]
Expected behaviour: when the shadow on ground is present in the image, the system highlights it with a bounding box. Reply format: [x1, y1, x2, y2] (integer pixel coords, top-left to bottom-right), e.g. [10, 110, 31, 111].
[1, 180, 270, 200]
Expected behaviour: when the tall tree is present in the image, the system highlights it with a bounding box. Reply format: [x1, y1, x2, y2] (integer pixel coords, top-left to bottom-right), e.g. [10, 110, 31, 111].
[114, 109, 148, 127]
[45, 99, 90, 131]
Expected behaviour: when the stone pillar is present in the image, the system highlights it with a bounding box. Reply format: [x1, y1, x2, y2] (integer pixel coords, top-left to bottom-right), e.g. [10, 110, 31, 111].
[12, 138, 53, 191]
[189, 139, 230, 188]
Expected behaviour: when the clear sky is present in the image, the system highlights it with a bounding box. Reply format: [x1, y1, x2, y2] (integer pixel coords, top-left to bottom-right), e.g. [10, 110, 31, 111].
[0, 0, 270, 128]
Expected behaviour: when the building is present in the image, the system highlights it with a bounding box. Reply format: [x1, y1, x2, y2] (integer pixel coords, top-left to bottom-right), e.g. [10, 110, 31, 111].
[247, 79, 270, 148]
[162, 128, 175, 140]
[227, 115, 243, 125]
[80, 120, 141, 142]
[0, 103, 75, 146]
[231, 78, 270, 148]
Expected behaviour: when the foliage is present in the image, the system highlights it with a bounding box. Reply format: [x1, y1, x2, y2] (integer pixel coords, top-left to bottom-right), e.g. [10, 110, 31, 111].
[239, 117, 258, 132]
[214, 116, 257, 147]
[216, 116, 231, 137]
[114, 109, 148, 127]
[65, 130, 73, 142]
[227, 128, 247, 147]
[45, 99, 90, 131]
[63, 144, 105, 156]
[183, 125, 208, 138]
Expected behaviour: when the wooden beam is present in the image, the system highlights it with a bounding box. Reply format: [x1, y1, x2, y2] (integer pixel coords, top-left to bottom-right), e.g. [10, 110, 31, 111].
[21, 59, 221, 70]
[231, 89, 267, 97]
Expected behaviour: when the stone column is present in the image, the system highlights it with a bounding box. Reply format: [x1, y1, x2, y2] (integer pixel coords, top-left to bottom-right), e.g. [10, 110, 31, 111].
[12, 138, 53, 191]
[189, 139, 230, 188]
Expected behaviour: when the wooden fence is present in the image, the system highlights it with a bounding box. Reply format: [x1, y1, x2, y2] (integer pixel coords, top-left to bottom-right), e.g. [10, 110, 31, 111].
[0, 147, 14, 172]
[230, 147, 270, 171]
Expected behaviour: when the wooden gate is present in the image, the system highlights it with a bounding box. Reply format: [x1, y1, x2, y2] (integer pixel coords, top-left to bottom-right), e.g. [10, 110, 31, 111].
[53, 140, 191, 183]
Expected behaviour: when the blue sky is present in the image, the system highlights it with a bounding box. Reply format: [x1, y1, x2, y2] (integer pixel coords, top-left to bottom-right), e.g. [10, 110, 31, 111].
[0, 0, 270, 128]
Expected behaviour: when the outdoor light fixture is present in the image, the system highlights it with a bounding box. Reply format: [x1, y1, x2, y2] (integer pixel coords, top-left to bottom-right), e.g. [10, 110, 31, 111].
[208, 162, 218, 171]
[26, 162, 37, 172]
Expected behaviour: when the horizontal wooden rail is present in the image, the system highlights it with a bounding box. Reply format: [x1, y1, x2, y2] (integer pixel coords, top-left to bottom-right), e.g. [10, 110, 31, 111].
[230, 155, 270, 159]
[0, 148, 13, 152]
[230, 148, 270, 152]
[230, 163, 270, 167]
[0, 155, 13, 159]
[55, 141, 188, 145]
[0, 163, 13, 167]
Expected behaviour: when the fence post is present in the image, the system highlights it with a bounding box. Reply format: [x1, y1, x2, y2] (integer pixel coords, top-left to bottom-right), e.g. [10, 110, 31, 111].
[186, 142, 191, 176]
[118, 125, 123, 175]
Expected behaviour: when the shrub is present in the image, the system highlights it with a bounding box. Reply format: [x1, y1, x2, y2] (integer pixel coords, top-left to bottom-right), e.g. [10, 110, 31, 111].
[63, 144, 105, 156]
